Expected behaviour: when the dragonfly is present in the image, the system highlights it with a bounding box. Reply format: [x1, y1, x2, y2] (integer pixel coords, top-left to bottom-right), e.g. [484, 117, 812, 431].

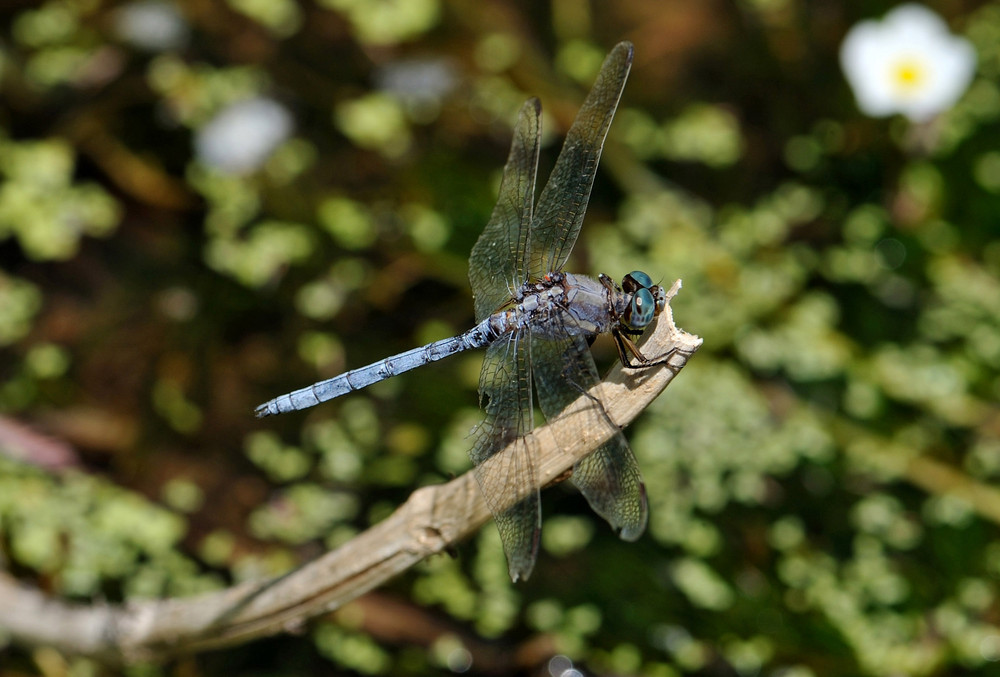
[256, 41, 677, 581]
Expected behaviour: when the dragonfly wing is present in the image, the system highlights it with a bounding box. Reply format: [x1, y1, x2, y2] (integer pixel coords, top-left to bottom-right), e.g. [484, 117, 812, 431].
[469, 328, 540, 581]
[469, 99, 541, 322]
[532, 334, 648, 540]
[529, 41, 633, 279]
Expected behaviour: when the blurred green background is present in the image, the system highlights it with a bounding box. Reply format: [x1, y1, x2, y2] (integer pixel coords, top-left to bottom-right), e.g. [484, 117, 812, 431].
[3, 0, 1000, 675]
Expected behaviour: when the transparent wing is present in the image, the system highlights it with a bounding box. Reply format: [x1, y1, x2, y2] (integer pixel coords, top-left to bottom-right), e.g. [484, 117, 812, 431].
[531, 333, 648, 540]
[529, 41, 633, 280]
[469, 329, 540, 581]
[469, 99, 541, 322]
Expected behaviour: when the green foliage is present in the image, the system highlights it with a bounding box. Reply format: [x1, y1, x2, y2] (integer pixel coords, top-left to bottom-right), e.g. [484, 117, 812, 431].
[0, 458, 217, 599]
[317, 0, 439, 46]
[4, 1, 1000, 676]
[0, 136, 120, 260]
[0, 275, 42, 349]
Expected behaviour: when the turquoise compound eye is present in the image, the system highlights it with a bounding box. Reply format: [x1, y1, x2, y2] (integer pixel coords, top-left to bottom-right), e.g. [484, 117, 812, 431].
[622, 270, 653, 293]
[625, 288, 656, 329]
[653, 286, 666, 314]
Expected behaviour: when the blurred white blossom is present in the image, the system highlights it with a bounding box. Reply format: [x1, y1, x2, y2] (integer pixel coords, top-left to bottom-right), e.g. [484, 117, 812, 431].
[114, 0, 189, 52]
[375, 58, 458, 124]
[195, 98, 293, 174]
[840, 4, 975, 122]
[375, 58, 457, 104]
[375, 57, 457, 122]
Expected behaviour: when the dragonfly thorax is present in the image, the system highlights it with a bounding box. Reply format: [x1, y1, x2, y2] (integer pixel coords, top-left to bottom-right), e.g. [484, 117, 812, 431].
[503, 271, 643, 341]
[503, 270, 667, 342]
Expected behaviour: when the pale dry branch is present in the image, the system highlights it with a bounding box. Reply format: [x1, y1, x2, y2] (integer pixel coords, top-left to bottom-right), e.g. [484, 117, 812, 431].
[0, 281, 702, 664]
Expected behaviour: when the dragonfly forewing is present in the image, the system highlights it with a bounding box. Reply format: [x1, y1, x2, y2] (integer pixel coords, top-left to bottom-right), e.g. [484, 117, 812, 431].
[531, 333, 648, 540]
[469, 98, 541, 323]
[469, 330, 541, 582]
[529, 41, 633, 280]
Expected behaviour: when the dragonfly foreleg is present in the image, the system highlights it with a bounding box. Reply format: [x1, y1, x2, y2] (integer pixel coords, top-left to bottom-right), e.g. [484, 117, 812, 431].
[613, 327, 684, 374]
[598, 273, 621, 294]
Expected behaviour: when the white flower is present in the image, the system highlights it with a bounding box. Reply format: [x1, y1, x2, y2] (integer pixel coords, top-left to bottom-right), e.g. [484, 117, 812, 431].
[114, 0, 189, 52]
[840, 4, 976, 122]
[376, 58, 457, 102]
[195, 98, 293, 174]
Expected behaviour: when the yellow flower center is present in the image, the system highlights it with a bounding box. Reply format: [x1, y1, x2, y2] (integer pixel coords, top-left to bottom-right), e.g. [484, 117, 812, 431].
[892, 59, 926, 93]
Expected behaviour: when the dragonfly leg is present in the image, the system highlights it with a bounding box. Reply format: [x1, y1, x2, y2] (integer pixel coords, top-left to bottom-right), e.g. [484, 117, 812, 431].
[598, 273, 621, 293]
[614, 328, 688, 373]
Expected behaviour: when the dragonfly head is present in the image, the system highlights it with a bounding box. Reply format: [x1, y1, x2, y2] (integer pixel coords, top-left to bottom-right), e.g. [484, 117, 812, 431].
[621, 270, 666, 332]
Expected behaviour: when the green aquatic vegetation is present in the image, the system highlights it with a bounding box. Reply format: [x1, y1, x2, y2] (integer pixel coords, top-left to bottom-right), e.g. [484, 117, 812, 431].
[0, 275, 42, 348]
[0, 137, 120, 260]
[318, 0, 440, 46]
[226, 0, 302, 37]
[0, 458, 212, 598]
[248, 483, 359, 544]
[204, 220, 315, 288]
[334, 94, 412, 158]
